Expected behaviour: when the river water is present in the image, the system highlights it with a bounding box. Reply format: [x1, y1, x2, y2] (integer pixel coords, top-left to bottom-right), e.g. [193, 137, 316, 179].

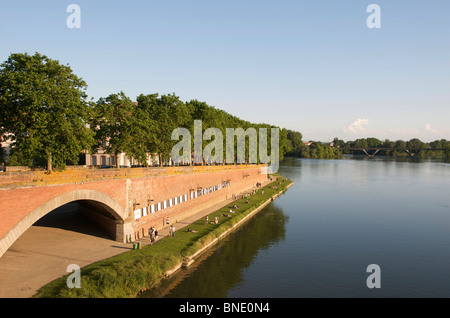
[142, 156, 450, 298]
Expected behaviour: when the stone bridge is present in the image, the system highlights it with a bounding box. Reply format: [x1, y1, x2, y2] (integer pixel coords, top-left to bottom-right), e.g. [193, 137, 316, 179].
[0, 165, 268, 258]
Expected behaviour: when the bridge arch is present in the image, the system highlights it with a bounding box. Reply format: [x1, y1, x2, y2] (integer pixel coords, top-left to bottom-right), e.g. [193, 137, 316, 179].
[0, 189, 127, 257]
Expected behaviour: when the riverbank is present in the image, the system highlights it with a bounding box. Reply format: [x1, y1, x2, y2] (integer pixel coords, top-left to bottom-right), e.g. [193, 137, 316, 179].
[33, 175, 293, 298]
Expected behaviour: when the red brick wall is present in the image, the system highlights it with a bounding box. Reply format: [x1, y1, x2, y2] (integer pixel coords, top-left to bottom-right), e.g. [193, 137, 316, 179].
[128, 167, 265, 239]
[0, 165, 267, 252]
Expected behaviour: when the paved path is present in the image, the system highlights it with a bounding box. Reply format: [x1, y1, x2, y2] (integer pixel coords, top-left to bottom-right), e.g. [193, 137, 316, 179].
[0, 180, 270, 298]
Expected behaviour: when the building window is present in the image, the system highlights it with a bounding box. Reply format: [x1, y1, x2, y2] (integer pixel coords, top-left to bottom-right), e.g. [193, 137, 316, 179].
[134, 209, 142, 220]
[92, 156, 97, 166]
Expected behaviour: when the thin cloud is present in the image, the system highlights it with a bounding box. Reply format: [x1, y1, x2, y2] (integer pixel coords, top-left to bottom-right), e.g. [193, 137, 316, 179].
[425, 124, 438, 134]
[345, 118, 369, 134]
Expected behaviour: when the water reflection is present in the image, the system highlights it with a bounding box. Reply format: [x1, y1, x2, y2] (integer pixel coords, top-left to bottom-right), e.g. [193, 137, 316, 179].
[142, 204, 288, 298]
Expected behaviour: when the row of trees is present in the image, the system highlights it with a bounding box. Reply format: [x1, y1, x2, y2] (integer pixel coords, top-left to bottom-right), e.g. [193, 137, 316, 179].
[333, 137, 450, 158]
[92, 92, 290, 168]
[0, 52, 291, 170]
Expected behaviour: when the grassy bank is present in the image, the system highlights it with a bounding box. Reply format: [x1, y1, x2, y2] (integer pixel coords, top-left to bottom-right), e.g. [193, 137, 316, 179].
[34, 175, 293, 298]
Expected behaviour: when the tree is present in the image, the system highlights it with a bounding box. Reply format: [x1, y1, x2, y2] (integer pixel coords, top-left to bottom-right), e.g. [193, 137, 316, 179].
[366, 137, 382, 148]
[332, 137, 342, 148]
[92, 92, 149, 167]
[0, 52, 94, 170]
[137, 93, 191, 166]
[406, 138, 424, 149]
[287, 130, 303, 155]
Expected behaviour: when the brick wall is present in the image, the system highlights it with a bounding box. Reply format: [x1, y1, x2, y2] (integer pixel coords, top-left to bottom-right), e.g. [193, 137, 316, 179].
[0, 165, 267, 255]
[127, 166, 265, 241]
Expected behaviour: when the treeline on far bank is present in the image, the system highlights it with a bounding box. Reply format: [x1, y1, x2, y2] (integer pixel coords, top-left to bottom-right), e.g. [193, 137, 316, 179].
[282, 134, 450, 160]
[334, 137, 450, 158]
[283, 131, 343, 159]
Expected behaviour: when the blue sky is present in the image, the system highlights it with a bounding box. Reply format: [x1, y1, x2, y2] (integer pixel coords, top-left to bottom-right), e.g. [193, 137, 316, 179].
[1, 1, 449, 142]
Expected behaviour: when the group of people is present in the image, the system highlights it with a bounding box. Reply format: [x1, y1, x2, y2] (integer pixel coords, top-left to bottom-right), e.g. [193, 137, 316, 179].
[146, 183, 272, 244]
[204, 215, 219, 224]
[149, 226, 159, 244]
[169, 224, 176, 237]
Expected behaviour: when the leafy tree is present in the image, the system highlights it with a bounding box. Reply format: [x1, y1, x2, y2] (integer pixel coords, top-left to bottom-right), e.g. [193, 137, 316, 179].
[333, 137, 345, 148]
[92, 92, 148, 167]
[137, 93, 191, 166]
[0, 52, 94, 170]
[366, 137, 382, 148]
[395, 140, 407, 149]
[285, 130, 303, 156]
[406, 138, 424, 149]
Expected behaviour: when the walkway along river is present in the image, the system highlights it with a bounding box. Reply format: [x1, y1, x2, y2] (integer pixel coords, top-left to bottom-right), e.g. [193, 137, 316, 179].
[32, 175, 293, 297]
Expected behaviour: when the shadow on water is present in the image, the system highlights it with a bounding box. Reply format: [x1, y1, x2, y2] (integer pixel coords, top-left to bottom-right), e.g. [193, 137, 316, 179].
[141, 203, 288, 298]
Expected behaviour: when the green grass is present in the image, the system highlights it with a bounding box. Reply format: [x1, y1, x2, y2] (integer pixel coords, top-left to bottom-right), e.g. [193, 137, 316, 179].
[34, 174, 293, 298]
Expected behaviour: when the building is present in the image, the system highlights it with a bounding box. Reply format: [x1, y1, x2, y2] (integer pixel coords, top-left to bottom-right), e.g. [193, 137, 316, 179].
[84, 148, 161, 168]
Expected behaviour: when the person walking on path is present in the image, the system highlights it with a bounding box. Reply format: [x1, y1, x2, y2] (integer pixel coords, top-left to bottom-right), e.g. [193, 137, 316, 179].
[169, 225, 173, 237]
[172, 224, 176, 237]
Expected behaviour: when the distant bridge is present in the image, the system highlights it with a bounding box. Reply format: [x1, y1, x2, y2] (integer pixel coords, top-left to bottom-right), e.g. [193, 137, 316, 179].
[342, 148, 447, 157]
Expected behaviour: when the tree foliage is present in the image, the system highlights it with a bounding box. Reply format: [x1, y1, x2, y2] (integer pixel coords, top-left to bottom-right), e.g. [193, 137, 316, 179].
[340, 137, 450, 158]
[0, 52, 94, 170]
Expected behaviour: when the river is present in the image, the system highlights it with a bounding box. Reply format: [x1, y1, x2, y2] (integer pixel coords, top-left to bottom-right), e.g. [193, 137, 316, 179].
[142, 156, 450, 298]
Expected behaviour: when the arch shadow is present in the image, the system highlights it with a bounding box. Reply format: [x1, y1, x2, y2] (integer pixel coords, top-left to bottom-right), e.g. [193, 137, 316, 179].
[0, 189, 127, 258]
